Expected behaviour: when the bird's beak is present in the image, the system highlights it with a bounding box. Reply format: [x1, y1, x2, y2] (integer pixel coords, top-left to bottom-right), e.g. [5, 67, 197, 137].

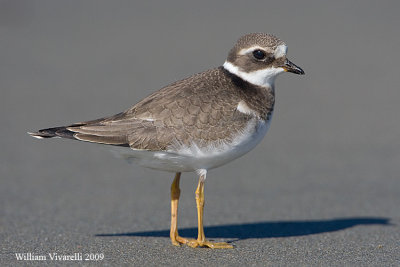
[282, 59, 305, 75]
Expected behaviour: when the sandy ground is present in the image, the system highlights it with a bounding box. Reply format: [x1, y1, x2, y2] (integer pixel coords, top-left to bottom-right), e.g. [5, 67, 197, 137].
[1, 1, 400, 265]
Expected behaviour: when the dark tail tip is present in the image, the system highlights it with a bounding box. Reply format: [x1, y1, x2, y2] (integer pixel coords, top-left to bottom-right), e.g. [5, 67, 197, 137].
[28, 131, 49, 139]
[28, 126, 75, 139]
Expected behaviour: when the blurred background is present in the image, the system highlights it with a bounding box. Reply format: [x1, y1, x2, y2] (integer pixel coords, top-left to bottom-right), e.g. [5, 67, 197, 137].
[1, 0, 399, 265]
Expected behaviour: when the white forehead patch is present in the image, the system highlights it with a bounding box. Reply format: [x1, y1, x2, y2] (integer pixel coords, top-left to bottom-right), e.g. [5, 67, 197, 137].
[238, 46, 273, 56]
[274, 45, 287, 58]
[223, 61, 285, 88]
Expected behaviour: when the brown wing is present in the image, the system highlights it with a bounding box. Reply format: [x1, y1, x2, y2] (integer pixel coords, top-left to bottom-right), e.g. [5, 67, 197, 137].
[30, 67, 256, 151]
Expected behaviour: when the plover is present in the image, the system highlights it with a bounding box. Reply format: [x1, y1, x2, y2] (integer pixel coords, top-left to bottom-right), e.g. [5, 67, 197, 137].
[29, 33, 304, 249]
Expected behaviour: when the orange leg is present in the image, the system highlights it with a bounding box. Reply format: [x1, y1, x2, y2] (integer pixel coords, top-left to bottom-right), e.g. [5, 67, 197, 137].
[170, 172, 233, 248]
[170, 172, 190, 246]
[186, 173, 233, 249]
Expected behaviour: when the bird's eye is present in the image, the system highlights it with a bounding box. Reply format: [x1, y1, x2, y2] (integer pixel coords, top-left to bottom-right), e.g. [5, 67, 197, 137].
[252, 49, 266, 60]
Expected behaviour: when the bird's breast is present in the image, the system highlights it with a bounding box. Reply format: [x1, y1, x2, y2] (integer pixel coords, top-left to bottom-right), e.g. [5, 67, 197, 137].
[109, 116, 273, 173]
[163, 116, 272, 171]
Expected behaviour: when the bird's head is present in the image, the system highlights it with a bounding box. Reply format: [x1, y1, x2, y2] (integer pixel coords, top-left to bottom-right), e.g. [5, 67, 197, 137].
[223, 33, 304, 88]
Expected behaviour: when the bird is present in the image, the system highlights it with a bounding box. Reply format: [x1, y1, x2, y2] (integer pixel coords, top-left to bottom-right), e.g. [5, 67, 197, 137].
[29, 33, 304, 249]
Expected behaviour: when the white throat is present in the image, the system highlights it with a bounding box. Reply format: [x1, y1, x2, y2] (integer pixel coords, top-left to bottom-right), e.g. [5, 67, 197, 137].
[223, 61, 284, 88]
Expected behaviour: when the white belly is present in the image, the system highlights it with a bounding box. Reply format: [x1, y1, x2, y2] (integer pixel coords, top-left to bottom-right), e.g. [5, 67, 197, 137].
[111, 118, 271, 173]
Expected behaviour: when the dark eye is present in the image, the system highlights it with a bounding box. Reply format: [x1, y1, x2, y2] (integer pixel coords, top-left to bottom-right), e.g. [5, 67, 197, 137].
[252, 49, 266, 60]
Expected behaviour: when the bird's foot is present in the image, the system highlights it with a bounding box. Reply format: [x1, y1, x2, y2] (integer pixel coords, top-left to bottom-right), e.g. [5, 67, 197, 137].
[186, 239, 233, 249]
[171, 235, 191, 247]
[171, 235, 233, 249]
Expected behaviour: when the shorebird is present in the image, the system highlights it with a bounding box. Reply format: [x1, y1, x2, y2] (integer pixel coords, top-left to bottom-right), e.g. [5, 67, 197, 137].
[29, 33, 304, 248]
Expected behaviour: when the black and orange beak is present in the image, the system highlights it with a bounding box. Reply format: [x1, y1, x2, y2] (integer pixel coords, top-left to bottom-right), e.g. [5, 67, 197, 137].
[282, 59, 305, 75]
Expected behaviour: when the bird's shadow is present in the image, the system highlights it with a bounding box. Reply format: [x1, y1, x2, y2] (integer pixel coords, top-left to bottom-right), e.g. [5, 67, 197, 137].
[96, 217, 391, 240]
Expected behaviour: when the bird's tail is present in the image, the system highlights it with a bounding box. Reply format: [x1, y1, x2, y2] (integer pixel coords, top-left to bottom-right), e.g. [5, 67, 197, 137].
[28, 120, 130, 147]
[28, 125, 79, 140]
